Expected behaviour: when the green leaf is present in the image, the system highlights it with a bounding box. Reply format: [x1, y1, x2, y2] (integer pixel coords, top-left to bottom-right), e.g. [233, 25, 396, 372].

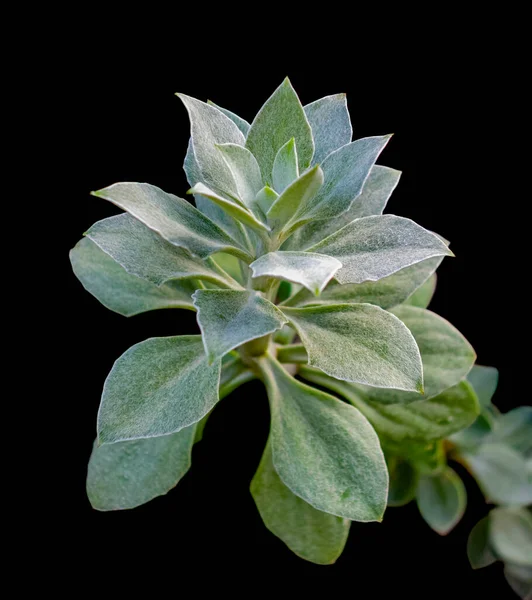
[87, 423, 197, 511]
[467, 516, 497, 569]
[299, 369, 480, 443]
[258, 355, 388, 522]
[461, 444, 532, 506]
[490, 508, 532, 567]
[177, 94, 245, 197]
[308, 215, 452, 284]
[387, 457, 419, 507]
[70, 238, 196, 316]
[281, 304, 423, 392]
[272, 138, 299, 193]
[250, 439, 350, 564]
[246, 78, 314, 182]
[255, 185, 279, 215]
[383, 439, 446, 475]
[450, 412, 495, 448]
[193, 290, 288, 364]
[416, 467, 466, 535]
[211, 252, 245, 285]
[250, 251, 342, 296]
[487, 407, 532, 456]
[304, 93, 352, 165]
[92, 182, 251, 262]
[504, 563, 532, 599]
[467, 365, 499, 408]
[206, 100, 250, 135]
[97, 336, 221, 445]
[404, 274, 437, 309]
[215, 143, 264, 210]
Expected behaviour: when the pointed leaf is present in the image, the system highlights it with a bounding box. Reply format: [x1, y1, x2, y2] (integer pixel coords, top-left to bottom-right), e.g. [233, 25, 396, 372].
[416, 467, 466, 535]
[193, 290, 287, 363]
[246, 78, 314, 181]
[207, 100, 250, 135]
[304, 94, 352, 165]
[70, 238, 195, 316]
[490, 508, 532, 567]
[404, 274, 437, 309]
[504, 564, 532, 599]
[281, 304, 423, 392]
[387, 457, 419, 507]
[251, 439, 350, 564]
[258, 355, 388, 522]
[215, 143, 264, 210]
[272, 138, 299, 193]
[468, 516, 497, 569]
[97, 336, 221, 445]
[255, 185, 279, 215]
[309, 215, 452, 284]
[250, 251, 342, 295]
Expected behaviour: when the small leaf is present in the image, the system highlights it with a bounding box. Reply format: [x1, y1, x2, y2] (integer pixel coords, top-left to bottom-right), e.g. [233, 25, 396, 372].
[404, 274, 437, 309]
[309, 215, 452, 284]
[193, 290, 287, 363]
[250, 439, 350, 564]
[255, 185, 279, 215]
[206, 100, 251, 135]
[97, 336, 221, 445]
[215, 143, 264, 210]
[281, 304, 423, 392]
[87, 424, 197, 510]
[70, 238, 196, 316]
[487, 407, 532, 456]
[467, 365, 499, 408]
[387, 458, 419, 507]
[467, 516, 497, 569]
[504, 563, 532, 599]
[246, 78, 314, 182]
[416, 467, 467, 535]
[272, 138, 299, 193]
[250, 251, 342, 296]
[92, 182, 251, 261]
[258, 354, 388, 522]
[304, 93, 352, 165]
[489, 507, 532, 567]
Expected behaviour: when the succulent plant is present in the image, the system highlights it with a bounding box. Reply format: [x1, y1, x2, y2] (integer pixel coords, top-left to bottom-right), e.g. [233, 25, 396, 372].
[70, 79, 530, 586]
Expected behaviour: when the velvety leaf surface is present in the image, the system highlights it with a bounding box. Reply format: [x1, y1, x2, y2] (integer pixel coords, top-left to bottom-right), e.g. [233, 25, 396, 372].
[489, 508, 532, 566]
[98, 336, 221, 444]
[467, 516, 497, 569]
[272, 138, 299, 194]
[250, 439, 350, 564]
[404, 274, 437, 308]
[259, 355, 388, 522]
[215, 143, 264, 210]
[387, 458, 419, 507]
[467, 365, 499, 408]
[206, 100, 251, 135]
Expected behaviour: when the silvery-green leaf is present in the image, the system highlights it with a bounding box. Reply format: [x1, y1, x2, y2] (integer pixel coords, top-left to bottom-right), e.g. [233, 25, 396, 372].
[87, 423, 197, 511]
[70, 238, 196, 316]
[255, 185, 279, 215]
[177, 94, 245, 197]
[461, 444, 532, 506]
[97, 336, 221, 445]
[308, 215, 452, 284]
[92, 182, 251, 262]
[504, 563, 532, 599]
[272, 138, 299, 193]
[489, 508, 532, 567]
[487, 407, 532, 456]
[304, 94, 352, 165]
[267, 165, 324, 230]
[250, 251, 342, 296]
[467, 516, 497, 570]
[206, 100, 250, 136]
[300, 368, 479, 443]
[387, 457, 419, 507]
[287, 165, 401, 250]
[281, 304, 423, 392]
[193, 290, 287, 364]
[258, 354, 388, 522]
[86, 214, 236, 288]
[250, 439, 350, 564]
[467, 365, 499, 408]
[416, 467, 466, 535]
[246, 78, 314, 182]
[404, 274, 437, 308]
[215, 143, 264, 210]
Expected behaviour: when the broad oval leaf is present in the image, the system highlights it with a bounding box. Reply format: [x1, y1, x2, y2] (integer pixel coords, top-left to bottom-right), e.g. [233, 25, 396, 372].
[467, 365, 499, 408]
[97, 336, 221, 445]
[467, 516, 497, 570]
[272, 138, 299, 193]
[250, 439, 350, 564]
[403, 273, 437, 309]
[259, 355, 388, 522]
[281, 304, 423, 392]
[309, 215, 452, 284]
[193, 290, 287, 364]
[246, 78, 314, 182]
[304, 93, 352, 165]
[489, 508, 532, 567]
[387, 457, 419, 507]
[206, 100, 250, 135]
[416, 467, 467, 535]
[250, 251, 342, 296]
[215, 143, 264, 210]
[70, 238, 196, 316]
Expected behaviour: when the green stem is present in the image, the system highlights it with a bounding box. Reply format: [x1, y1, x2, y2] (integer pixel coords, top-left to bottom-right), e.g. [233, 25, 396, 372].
[276, 344, 308, 364]
[206, 257, 245, 290]
[219, 370, 256, 399]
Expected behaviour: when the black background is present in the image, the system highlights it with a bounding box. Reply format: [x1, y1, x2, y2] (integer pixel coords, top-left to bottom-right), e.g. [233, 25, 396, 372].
[53, 34, 525, 597]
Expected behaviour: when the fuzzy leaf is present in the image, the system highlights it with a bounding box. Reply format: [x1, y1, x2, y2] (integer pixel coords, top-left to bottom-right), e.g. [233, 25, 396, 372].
[97, 336, 221, 445]
[255, 186, 279, 215]
[250, 439, 350, 564]
[193, 290, 287, 364]
[309, 215, 452, 285]
[281, 304, 423, 392]
[404, 274, 437, 309]
[468, 516, 497, 569]
[304, 94, 352, 165]
[215, 143, 264, 210]
[246, 78, 314, 182]
[206, 100, 250, 135]
[416, 467, 466, 535]
[259, 355, 388, 522]
[92, 182, 251, 261]
[250, 251, 342, 296]
[486, 407, 532, 456]
[490, 508, 532, 567]
[70, 238, 195, 316]
[272, 138, 299, 194]
[467, 365, 499, 408]
[387, 458, 419, 507]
